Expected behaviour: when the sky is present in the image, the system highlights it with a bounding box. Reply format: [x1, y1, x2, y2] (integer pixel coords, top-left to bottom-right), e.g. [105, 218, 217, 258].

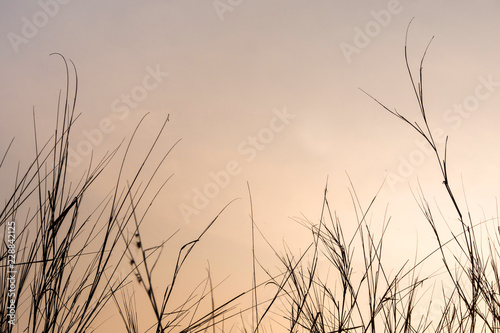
[2, 0, 500, 331]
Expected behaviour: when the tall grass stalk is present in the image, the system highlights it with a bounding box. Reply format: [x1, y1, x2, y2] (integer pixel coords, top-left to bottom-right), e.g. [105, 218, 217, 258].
[362, 20, 500, 332]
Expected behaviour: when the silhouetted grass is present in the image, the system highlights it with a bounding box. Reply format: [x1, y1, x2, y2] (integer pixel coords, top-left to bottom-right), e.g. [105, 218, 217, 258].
[3, 26, 500, 332]
[359, 21, 500, 332]
[0, 54, 245, 333]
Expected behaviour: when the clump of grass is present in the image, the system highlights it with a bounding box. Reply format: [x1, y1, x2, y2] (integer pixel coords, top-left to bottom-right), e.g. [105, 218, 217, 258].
[0, 54, 129, 332]
[251, 180, 427, 333]
[0, 53, 176, 332]
[361, 20, 500, 332]
[245, 21, 500, 333]
[114, 192, 244, 332]
[0, 54, 245, 333]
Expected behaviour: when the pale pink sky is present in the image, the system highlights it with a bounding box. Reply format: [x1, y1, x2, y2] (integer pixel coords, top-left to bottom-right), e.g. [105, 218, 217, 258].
[2, 0, 500, 330]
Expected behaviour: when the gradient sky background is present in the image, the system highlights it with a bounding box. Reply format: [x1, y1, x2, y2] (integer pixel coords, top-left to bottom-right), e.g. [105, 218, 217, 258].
[2, 0, 500, 330]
